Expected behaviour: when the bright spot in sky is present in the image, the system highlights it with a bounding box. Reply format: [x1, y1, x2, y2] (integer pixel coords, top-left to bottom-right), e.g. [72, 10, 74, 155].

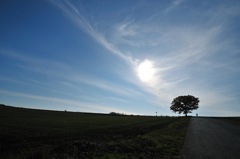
[137, 59, 155, 82]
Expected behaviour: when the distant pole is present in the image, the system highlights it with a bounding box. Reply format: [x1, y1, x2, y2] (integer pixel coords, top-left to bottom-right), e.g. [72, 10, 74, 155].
[156, 112, 157, 117]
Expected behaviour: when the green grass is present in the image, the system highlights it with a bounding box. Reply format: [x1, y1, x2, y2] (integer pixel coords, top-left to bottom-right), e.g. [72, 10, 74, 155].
[0, 104, 191, 159]
[217, 117, 240, 126]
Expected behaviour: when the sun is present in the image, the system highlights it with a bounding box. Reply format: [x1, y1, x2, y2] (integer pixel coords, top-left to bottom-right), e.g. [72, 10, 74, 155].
[137, 59, 155, 82]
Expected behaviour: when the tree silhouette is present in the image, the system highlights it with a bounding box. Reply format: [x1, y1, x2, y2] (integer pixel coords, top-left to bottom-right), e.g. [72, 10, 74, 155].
[170, 95, 199, 116]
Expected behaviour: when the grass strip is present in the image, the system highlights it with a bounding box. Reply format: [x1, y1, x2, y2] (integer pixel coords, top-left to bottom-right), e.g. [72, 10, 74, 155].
[216, 117, 240, 126]
[99, 117, 191, 159]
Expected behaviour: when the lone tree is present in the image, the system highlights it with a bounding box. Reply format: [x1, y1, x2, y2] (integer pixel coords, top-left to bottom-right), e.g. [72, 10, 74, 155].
[170, 95, 199, 116]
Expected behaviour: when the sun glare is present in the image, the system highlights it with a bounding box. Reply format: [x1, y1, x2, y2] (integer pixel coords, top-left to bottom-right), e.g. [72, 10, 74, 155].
[137, 59, 155, 82]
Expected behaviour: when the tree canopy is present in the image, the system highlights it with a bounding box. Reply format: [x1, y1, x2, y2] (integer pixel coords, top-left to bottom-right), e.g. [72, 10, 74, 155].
[170, 95, 199, 116]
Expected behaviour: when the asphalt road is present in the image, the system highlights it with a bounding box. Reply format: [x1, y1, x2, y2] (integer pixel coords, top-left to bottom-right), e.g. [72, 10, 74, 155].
[181, 117, 240, 159]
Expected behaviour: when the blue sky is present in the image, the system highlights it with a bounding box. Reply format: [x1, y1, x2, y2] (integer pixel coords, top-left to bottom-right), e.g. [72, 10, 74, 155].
[0, 0, 240, 116]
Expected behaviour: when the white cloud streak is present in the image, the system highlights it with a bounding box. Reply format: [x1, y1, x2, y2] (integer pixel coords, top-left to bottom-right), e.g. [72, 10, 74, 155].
[13, 0, 237, 115]
[51, 1, 238, 108]
[0, 48, 144, 99]
[49, 0, 135, 64]
[164, 0, 184, 14]
[0, 89, 133, 114]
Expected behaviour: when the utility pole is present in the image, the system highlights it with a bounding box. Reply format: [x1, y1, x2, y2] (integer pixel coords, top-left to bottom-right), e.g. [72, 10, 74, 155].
[156, 111, 157, 117]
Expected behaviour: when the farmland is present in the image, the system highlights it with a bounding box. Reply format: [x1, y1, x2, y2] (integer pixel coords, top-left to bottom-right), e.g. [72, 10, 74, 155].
[0, 104, 190, 158]
[217, 117, 240, 126]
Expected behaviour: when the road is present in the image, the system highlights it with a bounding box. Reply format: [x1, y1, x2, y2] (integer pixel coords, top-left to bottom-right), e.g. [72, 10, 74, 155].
[181, 117, 240, 159]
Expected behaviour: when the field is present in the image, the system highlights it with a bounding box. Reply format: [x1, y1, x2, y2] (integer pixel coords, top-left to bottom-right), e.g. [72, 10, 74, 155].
[217, 117, 240, 126]
[0, 104, 190, 159]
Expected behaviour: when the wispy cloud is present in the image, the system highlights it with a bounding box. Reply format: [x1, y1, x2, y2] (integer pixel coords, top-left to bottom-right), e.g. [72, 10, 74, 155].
[27, 79, 50, 86]
[2, 0, 238, 116]
[0, 48, 72, 76]
[0, 48, 144, 99]
[0, 89, 133, 114]
[69, 74, 144, 98]
[112, 3, 239, 110]
[47, 0, 240, 111]
[0, 77, 26, 85]
[59, 81, 73, 87]
[117, 19, 136, 37]
[164, 0, 184, 14]
[106, 96, 130, 103]
[49, 0, 135, 64]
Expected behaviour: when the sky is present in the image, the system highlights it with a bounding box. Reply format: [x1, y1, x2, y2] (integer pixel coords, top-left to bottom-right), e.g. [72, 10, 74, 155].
[0, 0, 240, 116]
